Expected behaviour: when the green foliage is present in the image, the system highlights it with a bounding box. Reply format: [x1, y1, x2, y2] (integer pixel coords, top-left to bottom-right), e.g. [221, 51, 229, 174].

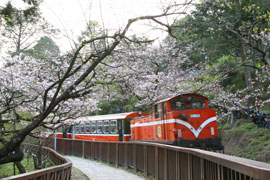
[0, 1, 39, 27]
[218, 123, 232, 130]
[170, 0, 270, 99]
[209, 55, 246, 91]
[71, 166, 90, 180]
[25, 36, 60, 59]
[0, 1, 57, 56]
[94, 96, 148, 115]
[233, 128, 270, 160]
[0, 2, 16, 26]
[19, 112, 34, 120]
[233, 122, 258, 131]
[210, 55, 238, 71]
[0, 156, 35, 178]
[221, 120, 270, 161]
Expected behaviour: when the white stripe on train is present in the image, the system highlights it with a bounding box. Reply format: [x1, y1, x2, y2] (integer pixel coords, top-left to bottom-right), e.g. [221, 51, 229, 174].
[57, 133, 131, 137]
[130, 117, 217, 138]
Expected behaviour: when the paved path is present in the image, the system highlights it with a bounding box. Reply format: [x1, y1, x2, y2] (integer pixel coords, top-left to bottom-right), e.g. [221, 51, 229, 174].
[65, 156, 145, 180]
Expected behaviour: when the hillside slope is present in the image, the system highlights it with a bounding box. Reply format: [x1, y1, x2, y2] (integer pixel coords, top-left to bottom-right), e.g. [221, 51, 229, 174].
[219, 119, 270, 163]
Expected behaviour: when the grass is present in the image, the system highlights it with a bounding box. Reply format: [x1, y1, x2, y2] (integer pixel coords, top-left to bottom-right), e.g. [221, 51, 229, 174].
[71, 166, 90, 180]
[0, 150, 55, 178]
[233, 122, 259, 131]
[262, 109, 270, 113]
[220, 118, 270, 162]
[0, 156, 35, 178]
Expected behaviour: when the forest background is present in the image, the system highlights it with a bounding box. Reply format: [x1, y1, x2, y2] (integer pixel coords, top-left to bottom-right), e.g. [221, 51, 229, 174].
[0, 0, 270, 175]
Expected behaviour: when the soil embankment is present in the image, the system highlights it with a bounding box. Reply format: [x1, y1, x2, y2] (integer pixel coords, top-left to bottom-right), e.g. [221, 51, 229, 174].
[219, 120, 270, 163]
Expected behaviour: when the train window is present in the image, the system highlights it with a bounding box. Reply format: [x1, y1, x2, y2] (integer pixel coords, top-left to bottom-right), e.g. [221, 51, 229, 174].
[111, 120, 117, 134]
[155, 105, 159, 118]
[97, 121, 103, 134]
[75, 125, 80, 133]
[80, 124, 85, 133]
[104, 120, 110, 134]
[85, 123, 90, 133]
[155, 104, 162, 118]
[171, 97, 185, 110]
[118, 120, 122, 133]
[191, 98, 205, 109]
[102, 121, 105, 133]
[91, 121, 97, 134]
[67, 126, 73, 133]
[125, 119, 131, 134]
[109, 120, 112, 134]
[163, 103, 167, 117]
[158, 104, 162, 117]
[90, 121, 92, 133]
[171, 96, 206, 110]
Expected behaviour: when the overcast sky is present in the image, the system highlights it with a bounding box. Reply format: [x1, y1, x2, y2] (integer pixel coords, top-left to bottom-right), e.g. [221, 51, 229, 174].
[0, 0, 196, 54]
[40, 0, 181, 51]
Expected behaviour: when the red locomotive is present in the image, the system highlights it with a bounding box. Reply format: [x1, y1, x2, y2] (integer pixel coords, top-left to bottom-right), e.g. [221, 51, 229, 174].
[54, 93, 223, 150]
[131, 93, 223, 150]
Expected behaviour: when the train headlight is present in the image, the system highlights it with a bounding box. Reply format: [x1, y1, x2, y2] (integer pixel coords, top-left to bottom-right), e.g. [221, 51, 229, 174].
[178, 113, 187, 121]
[172, 128, 178, 134]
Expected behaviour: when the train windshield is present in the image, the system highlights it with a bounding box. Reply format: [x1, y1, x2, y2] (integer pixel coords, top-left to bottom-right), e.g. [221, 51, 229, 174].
[171, 96, 206, 110]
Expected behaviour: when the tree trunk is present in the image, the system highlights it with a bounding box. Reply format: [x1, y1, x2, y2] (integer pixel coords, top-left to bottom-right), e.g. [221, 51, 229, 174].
[15, 161, 26, 174]
[37, 142, 42, 169]
[0, 146, 24, 164]
[15, 23, 23, 56]
[240, 40, 252, 87]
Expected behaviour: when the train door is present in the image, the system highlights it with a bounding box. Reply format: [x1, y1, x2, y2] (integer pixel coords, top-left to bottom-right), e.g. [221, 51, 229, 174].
[123, 119, 131, 141]
[118, 120, 123, 141]
[155, 103, 164, 140]
[162, 103, 167, 140]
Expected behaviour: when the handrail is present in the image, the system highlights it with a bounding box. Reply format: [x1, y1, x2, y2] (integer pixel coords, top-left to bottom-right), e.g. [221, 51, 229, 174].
[53, 138, 270, 180]
[2, 145, 72, 180]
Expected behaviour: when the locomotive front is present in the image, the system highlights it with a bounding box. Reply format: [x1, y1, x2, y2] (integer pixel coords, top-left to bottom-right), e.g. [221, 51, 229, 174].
[167, 94, 223, 150]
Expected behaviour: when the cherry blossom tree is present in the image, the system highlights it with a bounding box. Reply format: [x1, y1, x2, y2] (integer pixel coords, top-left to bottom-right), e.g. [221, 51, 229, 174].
[0, 1, 193, 165]
[95, 37, 198, 108]
[193, 61, 270, 120]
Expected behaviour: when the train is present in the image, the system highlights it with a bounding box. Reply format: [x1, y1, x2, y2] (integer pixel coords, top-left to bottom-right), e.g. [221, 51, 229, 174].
[54, 93, 223, 150]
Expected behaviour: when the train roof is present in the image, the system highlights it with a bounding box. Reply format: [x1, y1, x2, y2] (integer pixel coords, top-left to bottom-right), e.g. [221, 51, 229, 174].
[66, 112, 149, 124]
[155, 93, 208, 104]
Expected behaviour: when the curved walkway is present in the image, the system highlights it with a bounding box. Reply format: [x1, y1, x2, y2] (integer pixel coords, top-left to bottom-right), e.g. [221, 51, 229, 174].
[65, 156, 145, 180]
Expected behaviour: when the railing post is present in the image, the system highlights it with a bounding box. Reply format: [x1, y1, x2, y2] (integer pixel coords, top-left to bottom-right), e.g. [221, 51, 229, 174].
[188, 153, 192, 180]
[17, 144, 72, 180]
[107, 143, 111, 164]
[221, 165, 224, 180]
[217, 164, 221, 180]
[61, 168, 65, 179]
[90, 142, 92, 159]
[99, 142, 102, 161]
[200, 158, 204, 180]
[82, 141, 85, 158]
[155, 146, 159, 179]
[144, 145, 148, 177]
[133, 144, 137, 172]
[62, 139, 65, 155]
[116, 143, 119, 168]
[54, 132, 57, 151]
[176, 151, 179, 180]
[125, 143, 128, 168]
[72, 139, 74, 155]
[164, 148, 168, 180]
